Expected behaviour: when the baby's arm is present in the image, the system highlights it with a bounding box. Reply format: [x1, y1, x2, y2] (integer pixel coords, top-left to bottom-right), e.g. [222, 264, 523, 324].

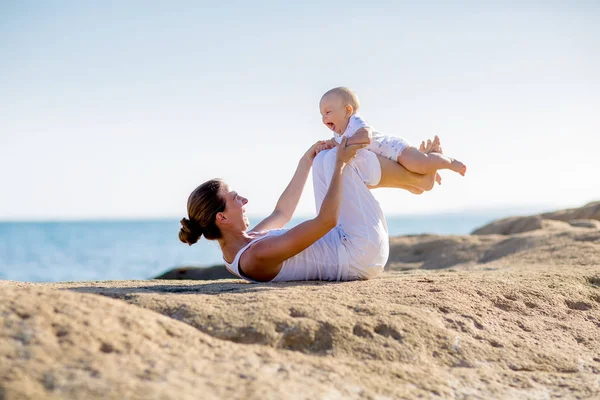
[344, 115, 372, 146]
[346, 127, 372, 146]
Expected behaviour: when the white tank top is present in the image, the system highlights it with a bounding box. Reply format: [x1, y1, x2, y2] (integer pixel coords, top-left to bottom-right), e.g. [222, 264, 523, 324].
[224, 227, 355, 283]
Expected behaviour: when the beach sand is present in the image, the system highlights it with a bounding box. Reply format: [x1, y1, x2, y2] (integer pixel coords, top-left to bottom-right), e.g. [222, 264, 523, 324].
[1, 202, 599, 399]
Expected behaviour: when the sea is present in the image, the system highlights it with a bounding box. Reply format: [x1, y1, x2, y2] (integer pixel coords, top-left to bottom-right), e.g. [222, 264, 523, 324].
[0, 210, 518, 282]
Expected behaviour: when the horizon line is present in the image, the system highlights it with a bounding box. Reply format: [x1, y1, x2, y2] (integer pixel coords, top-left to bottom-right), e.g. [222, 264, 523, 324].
[0, 202, 578, 224]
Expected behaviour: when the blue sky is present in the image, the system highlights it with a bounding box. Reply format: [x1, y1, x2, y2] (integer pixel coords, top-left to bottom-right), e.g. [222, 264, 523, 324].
[1, 1, 599, 220]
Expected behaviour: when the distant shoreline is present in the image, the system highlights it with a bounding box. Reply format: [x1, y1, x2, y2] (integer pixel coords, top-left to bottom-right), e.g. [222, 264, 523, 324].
[0, 203, 566, 223]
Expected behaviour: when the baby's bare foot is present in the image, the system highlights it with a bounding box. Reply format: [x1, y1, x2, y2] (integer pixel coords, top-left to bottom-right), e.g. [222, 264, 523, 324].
[450, 159, 467, 176]
[435, 173, 442, 185]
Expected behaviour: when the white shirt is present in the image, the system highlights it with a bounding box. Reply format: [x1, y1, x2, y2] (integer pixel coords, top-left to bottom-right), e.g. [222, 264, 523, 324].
[334, 114, 370, 144]
[333, 114, 411, 161]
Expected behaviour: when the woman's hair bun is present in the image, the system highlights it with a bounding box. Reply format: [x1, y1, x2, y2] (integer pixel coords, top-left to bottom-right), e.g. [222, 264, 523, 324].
[179, 218, 202, 245]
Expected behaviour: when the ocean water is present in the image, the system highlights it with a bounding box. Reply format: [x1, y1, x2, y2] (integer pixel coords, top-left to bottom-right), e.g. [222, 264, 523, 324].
[0, 211, 509, 282]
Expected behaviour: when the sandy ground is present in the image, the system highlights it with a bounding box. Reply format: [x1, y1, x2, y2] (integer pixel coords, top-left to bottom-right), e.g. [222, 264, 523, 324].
[1, 203, 599, 399]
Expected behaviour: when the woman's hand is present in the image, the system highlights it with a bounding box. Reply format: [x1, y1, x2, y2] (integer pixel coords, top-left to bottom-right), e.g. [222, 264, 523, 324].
[336, 137, 367, 165]
[302, 140, 336, 165]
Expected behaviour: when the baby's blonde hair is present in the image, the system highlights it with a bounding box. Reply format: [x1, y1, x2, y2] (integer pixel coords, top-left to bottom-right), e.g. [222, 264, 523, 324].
[321, 87, 360, 113]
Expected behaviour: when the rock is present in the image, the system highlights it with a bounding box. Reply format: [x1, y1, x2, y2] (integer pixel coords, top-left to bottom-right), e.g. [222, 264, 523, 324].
[471, 216, 544, 235]
[1, 285, 390, 400]
[388, 225, 599, 271]
[473, 201, 600, 235]
[154, 265, 234, 280]
[3, 255, 599, 399]
[569, 219, 600, 229]
[542, 201, 600, 222]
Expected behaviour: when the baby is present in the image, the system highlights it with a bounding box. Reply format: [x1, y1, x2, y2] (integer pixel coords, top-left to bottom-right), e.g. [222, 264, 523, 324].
[319, 87, 467, 183]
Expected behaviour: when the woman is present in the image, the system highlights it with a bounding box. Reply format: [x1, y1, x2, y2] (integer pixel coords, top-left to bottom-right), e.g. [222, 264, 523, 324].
[179, 138, 438, 283]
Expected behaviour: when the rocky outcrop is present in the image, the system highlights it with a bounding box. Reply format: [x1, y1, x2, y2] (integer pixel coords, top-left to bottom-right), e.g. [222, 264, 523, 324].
[472, 201, 600, 235]
[153, 265, 233, 280]
[542, 201, 600, 222]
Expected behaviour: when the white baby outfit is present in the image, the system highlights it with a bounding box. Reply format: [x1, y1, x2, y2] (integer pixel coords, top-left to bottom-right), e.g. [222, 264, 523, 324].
[334, 115, 410, 161]
[224, 147, 389, 283]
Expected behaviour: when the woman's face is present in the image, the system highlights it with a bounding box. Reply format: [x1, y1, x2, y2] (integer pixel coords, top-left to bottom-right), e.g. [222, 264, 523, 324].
[222, 186, 249, 230]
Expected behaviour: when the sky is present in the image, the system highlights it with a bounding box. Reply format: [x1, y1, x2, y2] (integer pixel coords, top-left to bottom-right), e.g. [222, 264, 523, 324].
[1, 1, 599, 220]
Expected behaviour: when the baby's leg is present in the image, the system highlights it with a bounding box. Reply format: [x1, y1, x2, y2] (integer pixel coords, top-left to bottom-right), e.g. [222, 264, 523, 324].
[367, 132, 458, 181]
[398, 146, 467, 176]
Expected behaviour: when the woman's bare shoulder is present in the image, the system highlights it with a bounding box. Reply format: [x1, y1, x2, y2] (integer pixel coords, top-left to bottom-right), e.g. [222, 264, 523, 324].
[238, 233, 284, 282]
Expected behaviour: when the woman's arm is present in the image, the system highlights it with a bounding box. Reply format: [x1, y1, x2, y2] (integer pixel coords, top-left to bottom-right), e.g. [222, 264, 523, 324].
[251, 140, 334, 232]
[242, 138, 363, 281]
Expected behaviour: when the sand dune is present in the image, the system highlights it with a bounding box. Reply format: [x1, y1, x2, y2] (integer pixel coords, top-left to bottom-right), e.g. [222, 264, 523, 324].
[1, 203, 599, 399]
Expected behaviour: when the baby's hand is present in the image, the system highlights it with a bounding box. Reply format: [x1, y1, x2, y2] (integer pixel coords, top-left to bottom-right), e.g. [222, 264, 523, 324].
[327, 137, 338, 147]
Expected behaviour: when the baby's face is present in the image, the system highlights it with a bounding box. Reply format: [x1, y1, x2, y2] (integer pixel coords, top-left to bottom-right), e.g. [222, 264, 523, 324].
[319, 94, 350, 135]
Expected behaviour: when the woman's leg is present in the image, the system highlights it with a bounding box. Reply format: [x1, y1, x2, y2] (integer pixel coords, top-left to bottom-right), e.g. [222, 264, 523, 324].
[316, 148, 389, 279]
[313, 148, 384, 208]
[370, 155, 436, 192]
[312, 144, 439, 278]
[368, 135, 445, 192]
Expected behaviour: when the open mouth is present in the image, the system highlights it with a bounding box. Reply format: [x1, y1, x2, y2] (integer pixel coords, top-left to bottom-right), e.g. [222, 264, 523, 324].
[326, 123, 335, 131]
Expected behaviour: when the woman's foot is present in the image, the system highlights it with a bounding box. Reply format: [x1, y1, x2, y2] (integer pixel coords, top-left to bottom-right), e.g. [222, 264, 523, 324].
[421, 136, 466, 177]
[431, 136, 443, 183]
[420, 136, 443, 185]
[431, 135, 443, 153]
[449, 159, 467, 176]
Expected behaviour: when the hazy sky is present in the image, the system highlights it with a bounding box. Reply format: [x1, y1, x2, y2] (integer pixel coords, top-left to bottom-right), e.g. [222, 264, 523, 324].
[1, 1, 599, 220]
